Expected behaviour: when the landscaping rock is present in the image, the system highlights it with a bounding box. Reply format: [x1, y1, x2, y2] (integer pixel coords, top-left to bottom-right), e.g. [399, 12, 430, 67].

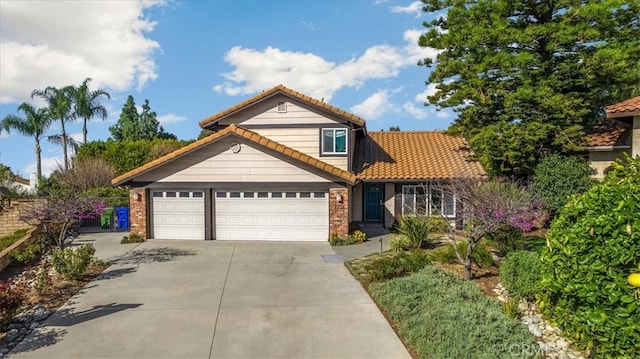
[494, 282, 586, 359]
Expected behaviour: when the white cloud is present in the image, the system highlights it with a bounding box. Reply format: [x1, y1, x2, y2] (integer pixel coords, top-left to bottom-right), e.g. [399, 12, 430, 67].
[23, 156, 64, 177]
[402, 102, 428, 120]
[390, 1, 423, 17]
[415, 83, 439, 103]
[157, 113, 187, 125]
[70, 132, 83, 144]
[402, 29, 441, 64]
[213, 32, 439, 101]
[0, 0, 164, 105]
[351, 90, 392, 120]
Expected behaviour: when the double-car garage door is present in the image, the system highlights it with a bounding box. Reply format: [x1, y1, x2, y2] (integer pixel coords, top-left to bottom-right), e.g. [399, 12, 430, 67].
[151, 190, 329, 241]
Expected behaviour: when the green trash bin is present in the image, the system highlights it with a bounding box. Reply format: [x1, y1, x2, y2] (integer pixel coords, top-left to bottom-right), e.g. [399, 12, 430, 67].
[101, 208, 114, 229]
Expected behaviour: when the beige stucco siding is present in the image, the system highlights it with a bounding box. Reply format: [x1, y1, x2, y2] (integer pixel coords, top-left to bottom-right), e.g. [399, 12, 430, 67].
[384, 183, 396, 228]
[352, 183, 363, 222]
[589, 149, 631, 180]
[135, 137, 332, 183]
[633, 115, 639, 157]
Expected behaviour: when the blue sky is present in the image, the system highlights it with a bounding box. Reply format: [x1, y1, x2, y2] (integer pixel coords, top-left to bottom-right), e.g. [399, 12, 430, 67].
[0, 0, 451, 177]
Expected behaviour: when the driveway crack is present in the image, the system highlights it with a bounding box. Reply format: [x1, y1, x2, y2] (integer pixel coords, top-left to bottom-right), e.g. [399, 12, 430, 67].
[209, 241, 236, 358]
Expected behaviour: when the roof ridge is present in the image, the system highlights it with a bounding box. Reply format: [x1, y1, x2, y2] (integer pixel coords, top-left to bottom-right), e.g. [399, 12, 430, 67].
[198, 84, 366, 128]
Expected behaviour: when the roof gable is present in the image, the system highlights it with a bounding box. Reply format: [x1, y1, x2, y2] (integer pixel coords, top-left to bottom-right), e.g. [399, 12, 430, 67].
[111, 124, 356, 186]
[198, 84, 366, 129]
[354, 131, 487, 180]
[606, 96, 640, 119]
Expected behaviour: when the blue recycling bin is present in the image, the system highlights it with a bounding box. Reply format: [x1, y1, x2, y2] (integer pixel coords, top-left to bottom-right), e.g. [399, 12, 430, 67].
[115, 207, 130, 229]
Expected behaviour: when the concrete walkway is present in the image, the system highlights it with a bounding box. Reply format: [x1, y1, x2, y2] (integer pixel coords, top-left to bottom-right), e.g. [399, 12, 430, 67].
[8, 234, 410, 359]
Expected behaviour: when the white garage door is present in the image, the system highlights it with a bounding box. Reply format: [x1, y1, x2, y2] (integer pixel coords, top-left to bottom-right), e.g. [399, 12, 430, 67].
[152, 190, 205, 240]
[215, 191, 328, 241]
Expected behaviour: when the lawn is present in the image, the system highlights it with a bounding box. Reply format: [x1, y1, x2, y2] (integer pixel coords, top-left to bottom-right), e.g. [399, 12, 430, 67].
[0, 228, 30, 252]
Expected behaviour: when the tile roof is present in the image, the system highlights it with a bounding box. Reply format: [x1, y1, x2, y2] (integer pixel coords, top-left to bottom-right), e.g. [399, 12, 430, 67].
[354, 131, 487, 180]
[13, 176, 29, 186]
[198, 84, 366, 128]
[111, 124, 356, 186]
[586, 119, 631, 148]
[605, 96, 640, 119]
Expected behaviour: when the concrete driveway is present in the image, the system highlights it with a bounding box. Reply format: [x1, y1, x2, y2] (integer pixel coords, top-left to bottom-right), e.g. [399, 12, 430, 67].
[8, 235, 410, 359]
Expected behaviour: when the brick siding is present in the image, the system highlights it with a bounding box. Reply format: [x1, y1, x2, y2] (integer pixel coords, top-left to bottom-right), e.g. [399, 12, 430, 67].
[129, 188, 147, 239]
[329, 187, 349, 238]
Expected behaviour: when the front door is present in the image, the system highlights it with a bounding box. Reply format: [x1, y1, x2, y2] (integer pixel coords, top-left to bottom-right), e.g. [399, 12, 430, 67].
[364, 183, 383, 221]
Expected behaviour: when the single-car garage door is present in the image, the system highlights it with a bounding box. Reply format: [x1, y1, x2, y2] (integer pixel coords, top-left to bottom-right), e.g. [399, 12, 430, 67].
[152, 190, 205, 240]
[215, 191, 328, 241]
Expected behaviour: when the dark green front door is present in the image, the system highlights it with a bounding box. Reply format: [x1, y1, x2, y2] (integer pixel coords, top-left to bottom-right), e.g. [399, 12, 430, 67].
[364, 183, 383, 221]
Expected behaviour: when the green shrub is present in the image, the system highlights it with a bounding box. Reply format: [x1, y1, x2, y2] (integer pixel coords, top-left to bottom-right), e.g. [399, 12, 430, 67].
[428, 240, 493, 268]
[364, 250, 430, 281]
[500, 250, 541, 301]
[121, 233, 145, 244]
[485, 224, 525, 256]
[329, 234, 357, 246]
[503, 298, 520, 319]
[50, 244, 96, 280]
[350, 229, 367, 243]
[532, 154, 593, 216]
[9, 238, 45, 264]
[397, 215, 431, 248]
[538, 155, 640, 357]
[371, 265, 536, 358]
[389, 235, 411, 252]
[425, 215, 449, 233]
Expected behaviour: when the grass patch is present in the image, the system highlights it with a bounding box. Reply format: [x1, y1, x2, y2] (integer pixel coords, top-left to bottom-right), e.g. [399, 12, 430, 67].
[0, 228, 30, 252]
[370, 265, 537, 358]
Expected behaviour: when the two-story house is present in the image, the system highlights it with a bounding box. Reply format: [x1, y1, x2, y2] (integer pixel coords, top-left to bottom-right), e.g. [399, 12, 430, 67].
[112, 85, 487, 241]
[587, 96, 640, 179]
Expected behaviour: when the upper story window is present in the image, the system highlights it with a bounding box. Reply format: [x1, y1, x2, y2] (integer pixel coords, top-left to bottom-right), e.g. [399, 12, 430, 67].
[321, 128, 347, 155]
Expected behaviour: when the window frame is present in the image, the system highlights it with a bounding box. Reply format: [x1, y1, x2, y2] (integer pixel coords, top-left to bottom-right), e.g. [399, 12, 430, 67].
[321, 128, 348, 155]
[401, 184, 456, 218]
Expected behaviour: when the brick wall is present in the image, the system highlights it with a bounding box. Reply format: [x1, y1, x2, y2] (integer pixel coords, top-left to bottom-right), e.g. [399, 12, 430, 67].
[129, 188, 147, 239]
[0, 200, 37, 237]
[329, 187, 349, 238]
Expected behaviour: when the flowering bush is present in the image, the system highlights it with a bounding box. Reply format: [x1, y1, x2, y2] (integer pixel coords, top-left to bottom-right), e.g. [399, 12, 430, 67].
[0, 280, 27, 326]
[20, 195, 106, 248]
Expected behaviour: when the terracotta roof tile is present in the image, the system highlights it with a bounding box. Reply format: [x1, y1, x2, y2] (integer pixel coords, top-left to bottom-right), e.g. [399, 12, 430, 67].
[111, 124, 356, 185]
[13, 176, 29, 185]
[587, 119, 631, 148]
[354, 131, 487, 180]
[198, 84, 366, 128]
[605, 96, 640, 119]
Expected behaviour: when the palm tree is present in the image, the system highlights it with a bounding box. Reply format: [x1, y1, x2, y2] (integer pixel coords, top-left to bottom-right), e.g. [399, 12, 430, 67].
[1, 103, 52, 180]
[32, 85, 74, 170]
[73, 78, 110, 144]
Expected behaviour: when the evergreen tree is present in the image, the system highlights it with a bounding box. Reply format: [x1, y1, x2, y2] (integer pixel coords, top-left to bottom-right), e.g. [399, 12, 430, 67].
[420, 0, 640, 177]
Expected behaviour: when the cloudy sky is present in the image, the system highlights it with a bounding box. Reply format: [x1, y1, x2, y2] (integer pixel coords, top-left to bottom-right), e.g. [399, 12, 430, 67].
[0, 0, 451, 177]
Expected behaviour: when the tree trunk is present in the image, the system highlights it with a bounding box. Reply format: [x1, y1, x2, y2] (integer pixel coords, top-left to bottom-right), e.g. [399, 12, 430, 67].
[82, 119, 88, 144]
[61, 119, 69, 170]
[35, 141, 42, 182]
[463, 259, 472, 280]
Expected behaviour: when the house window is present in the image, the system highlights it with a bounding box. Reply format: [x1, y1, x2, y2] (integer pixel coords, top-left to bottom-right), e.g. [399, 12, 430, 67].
[321, 128, 347, 155]
[402, 185, 456, 218]
[277, 101, 287, 112]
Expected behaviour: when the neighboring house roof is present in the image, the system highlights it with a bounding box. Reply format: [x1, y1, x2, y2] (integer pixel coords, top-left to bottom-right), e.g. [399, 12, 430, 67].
[605, 96, 640, 119]
[198, 84, 367, 129]
[13, 176, 29, 186]
[112, 124, 357, 186]
[354, 131, 487, 180]
[587, 119, 631, 149]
